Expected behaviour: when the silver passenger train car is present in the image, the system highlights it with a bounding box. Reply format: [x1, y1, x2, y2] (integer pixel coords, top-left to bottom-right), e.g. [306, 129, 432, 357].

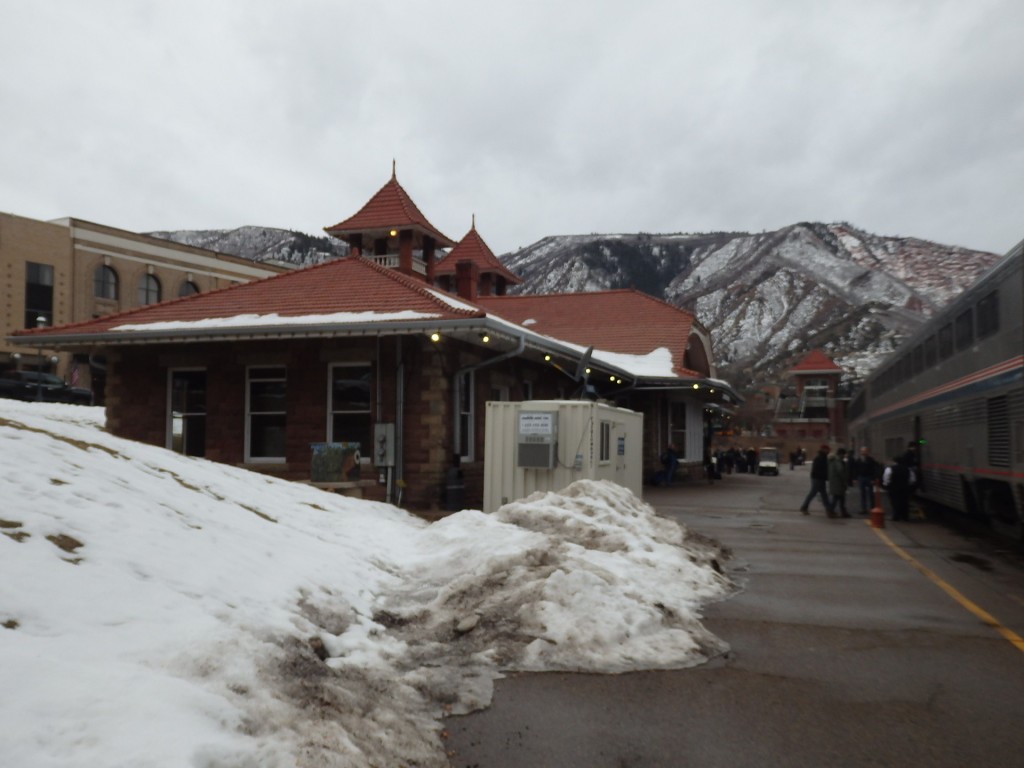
[847, 237, 1023, 541]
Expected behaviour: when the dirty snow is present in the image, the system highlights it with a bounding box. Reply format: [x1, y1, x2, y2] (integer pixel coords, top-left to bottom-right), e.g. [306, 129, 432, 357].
[0, 401, 732, 767]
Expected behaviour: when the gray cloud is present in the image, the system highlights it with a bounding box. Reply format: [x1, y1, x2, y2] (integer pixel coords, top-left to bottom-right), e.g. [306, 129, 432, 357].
[2, 0, 1021, 256]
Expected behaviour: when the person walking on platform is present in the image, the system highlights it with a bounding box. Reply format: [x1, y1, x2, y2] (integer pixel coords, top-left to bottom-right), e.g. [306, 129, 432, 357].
[799, 444, 832, 516]
[852, 446, 881, 515]
[828, 448, 851, 518]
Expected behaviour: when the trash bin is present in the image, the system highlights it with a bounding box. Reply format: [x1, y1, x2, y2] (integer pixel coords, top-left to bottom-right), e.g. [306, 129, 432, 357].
[444, 465, 465, 511]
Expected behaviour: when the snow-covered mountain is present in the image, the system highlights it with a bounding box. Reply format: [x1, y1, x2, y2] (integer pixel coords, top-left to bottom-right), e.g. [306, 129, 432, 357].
[149, 222, 1002, 391]
[148, 226, 348, 267]
[500, 222, 1002, 387]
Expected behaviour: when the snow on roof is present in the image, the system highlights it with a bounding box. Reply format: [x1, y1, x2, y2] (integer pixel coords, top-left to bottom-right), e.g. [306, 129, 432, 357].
[589, 347, 677, 379]
[113, 309, 443, 332]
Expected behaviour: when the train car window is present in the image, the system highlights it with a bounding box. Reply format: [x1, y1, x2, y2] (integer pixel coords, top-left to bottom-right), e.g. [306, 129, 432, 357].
[912, 345, 924, 374]
[924, 334, 938, 367]
[954, 308, 974, 350]
[976, 290, 999, 338]
[938, 323, 954, 359]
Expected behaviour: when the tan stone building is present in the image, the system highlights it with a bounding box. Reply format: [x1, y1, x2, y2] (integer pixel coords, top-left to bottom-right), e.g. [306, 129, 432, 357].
[1, 212, 286, 399]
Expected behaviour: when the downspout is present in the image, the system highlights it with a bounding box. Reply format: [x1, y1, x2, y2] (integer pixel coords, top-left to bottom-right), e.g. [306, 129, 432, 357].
[394, 337, 404, 505]
[452, 334, 526, 458]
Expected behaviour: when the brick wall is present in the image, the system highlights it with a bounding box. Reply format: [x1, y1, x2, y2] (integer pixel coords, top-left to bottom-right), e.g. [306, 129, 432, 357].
[101, 333, 635, 513]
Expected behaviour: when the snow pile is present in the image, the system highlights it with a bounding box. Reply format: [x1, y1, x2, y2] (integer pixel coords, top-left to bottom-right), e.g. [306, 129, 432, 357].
[1, 401, 732, 767]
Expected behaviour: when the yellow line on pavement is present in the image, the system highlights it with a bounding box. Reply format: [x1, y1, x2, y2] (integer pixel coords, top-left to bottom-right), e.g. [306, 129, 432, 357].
[871, 524, 1024, 654]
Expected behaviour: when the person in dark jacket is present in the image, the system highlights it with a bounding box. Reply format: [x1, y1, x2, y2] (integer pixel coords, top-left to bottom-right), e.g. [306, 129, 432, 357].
[903, 442, 921, 492]
[655, 443, 680, 486]
[828, 448, 850, 518]
[852, 446, 881, 515]
[883, 456, 913, 521]
[799, 444, 831, 516]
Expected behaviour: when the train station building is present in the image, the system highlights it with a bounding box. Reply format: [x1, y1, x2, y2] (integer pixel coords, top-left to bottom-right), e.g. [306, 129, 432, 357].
[9, 171, 740, 512]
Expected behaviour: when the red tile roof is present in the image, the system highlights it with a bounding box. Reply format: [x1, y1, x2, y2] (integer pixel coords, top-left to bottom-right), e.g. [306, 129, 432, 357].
[790, 349, 842, 374]
[435, 222, 521, 284]
[324, 170, 455, 247]
[15, 256, 483, 340]
[475, 290, 700, 376]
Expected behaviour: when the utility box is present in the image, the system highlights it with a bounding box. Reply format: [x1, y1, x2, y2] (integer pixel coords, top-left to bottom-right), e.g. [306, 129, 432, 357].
[483, 400, 643, 513]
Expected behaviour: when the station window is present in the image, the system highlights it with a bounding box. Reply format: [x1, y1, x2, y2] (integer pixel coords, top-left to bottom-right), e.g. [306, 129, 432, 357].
[669, 401, 687, 453]
[138, 274, 162, 305]
[94, 265, 119, 300]
[458, 371, 475, 462]
[169, 370, 206, 457]
[329, 364, 372, 452]
[25, 262, 54, 328]
[247, 366, 287, 461]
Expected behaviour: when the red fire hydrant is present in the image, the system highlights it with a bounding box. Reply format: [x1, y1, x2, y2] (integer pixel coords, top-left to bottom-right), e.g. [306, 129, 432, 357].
[870, 481, 885, 529]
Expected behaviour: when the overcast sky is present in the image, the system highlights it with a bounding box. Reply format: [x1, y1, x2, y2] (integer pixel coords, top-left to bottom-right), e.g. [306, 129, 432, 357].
[3, 0, 1022, 256]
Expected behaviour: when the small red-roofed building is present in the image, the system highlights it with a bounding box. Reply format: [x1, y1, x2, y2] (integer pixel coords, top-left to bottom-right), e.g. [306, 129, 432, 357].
[12, 169, 740, 512]
[772, 349, 848, 448]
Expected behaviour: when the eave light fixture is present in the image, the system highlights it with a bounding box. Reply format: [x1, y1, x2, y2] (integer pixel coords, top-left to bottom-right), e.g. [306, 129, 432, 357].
[481, 334, 491, 343]
[389, 229, 398, 237]
[430, 332, 441, 343]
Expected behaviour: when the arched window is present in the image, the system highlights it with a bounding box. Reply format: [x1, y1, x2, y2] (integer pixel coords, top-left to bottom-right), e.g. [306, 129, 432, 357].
[94, 265, 119, 300]
[683, 335, 712, 377]
[138, 274, 162, 305]
[178, 280, 200, 297]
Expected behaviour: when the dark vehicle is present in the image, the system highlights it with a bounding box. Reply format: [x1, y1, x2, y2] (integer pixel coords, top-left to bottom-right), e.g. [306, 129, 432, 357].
[0, 370, 93, 405]
[847, 236, 1023, 542]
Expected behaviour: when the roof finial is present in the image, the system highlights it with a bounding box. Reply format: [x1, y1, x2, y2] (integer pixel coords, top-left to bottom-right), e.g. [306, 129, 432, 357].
[391, 158, 396, 179]
[471, 213, 476, 230]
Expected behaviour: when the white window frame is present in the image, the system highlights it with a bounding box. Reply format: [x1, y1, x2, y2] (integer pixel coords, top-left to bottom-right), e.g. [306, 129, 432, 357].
[669, 400, 687, 458]
[327, 362, 373, 451]
[459, 370, 475, 462]
[245, 365, 287, 463]
[167, 367, 206, 456]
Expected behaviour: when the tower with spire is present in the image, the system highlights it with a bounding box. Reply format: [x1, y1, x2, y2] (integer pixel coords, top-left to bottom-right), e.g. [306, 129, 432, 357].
[434, 214, 522, 300]
[324, 162, 455, 282]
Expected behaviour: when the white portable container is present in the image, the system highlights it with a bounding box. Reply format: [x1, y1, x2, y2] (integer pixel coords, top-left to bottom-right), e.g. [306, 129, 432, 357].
[483, 400, 643, 513]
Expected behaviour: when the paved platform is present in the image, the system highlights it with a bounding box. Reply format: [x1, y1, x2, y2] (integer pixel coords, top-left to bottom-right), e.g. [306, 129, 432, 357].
[445, 467, 1024, 767]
